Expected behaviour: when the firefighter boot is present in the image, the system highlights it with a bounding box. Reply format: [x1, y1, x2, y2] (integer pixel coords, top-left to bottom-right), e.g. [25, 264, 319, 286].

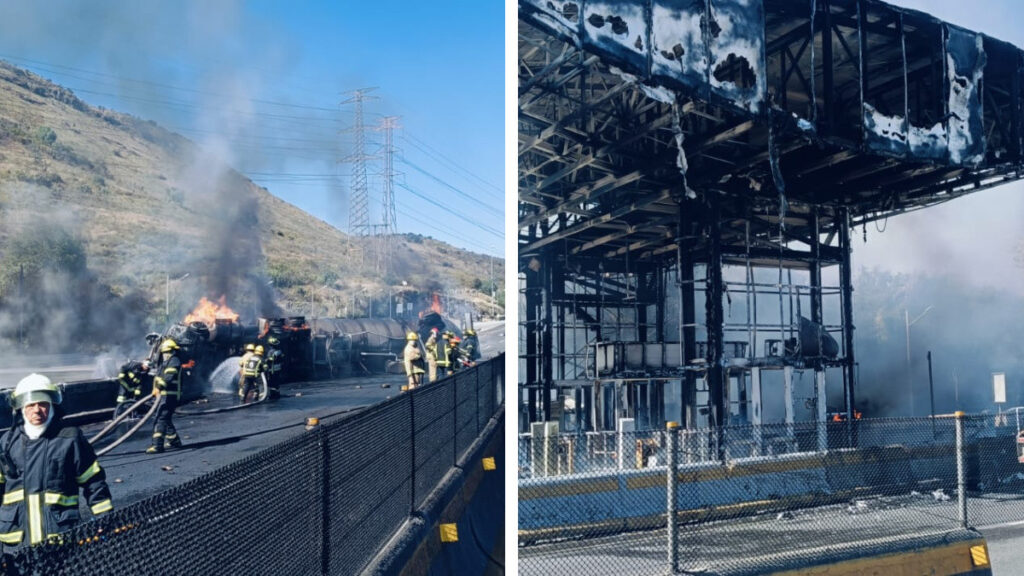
[146, 433, 165, 454]
[164, 434, 183, 450]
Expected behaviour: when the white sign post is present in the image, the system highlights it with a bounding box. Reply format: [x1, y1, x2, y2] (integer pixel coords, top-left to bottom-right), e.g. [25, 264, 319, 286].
[994, 372, 1007, 404]
[994, 372, 1007, 426]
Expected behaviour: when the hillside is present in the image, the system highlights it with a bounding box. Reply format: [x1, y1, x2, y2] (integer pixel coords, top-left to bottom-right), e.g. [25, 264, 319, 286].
[0, 61, 503, 354]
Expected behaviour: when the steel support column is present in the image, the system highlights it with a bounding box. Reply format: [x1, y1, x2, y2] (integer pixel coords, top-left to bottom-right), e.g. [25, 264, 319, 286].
[705, 199, 726, 440]
[839, 208, 857, 421]
[524, 261, 540, 423]
[678, 201, 698, 429]
[541, 254, 556, 421]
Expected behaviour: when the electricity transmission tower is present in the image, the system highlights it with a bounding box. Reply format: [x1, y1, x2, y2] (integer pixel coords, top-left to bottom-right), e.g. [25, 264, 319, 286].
[375, 116, 401, 277]
[340, 88, 378, 237]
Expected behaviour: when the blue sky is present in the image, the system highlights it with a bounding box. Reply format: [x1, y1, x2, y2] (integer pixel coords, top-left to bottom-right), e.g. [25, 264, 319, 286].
[0, 1, 504, 257]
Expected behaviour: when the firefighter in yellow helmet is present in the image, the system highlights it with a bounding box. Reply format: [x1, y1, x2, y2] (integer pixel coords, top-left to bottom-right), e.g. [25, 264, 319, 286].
[147, 338, 184, 453]
[463, 327, 481, 365]
[436, 330, 452, 378]
[239, 345, 266, 403]
[403, 331, 425, 390]
[237, 343, 256, 398]
[448, 336, 465, 373]
[424, 327, 440, 383]
[0, 374, 113, 550]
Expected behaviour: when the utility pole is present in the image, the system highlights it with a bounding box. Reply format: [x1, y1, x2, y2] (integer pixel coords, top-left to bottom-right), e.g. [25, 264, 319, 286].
[905, 305, 933, 417]
[166, 272, 190, 324]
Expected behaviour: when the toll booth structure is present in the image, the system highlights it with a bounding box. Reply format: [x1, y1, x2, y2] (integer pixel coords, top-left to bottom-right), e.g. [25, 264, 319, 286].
[518, 0, 1024, 455]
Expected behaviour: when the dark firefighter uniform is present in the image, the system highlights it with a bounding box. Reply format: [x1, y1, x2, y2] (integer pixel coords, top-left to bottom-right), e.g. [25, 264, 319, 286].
[116, 360, 148, 405]
[0, 421, 113, 548]
[264, 338, 284, 398]
[148, 340, 183, 453]
[463, 329, 481, 363]
[436, 332, 452, 377]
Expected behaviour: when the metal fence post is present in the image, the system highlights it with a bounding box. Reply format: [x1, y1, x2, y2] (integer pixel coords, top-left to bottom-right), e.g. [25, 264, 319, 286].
[667, 421, 679, 574]
[955, 411, 967, 528]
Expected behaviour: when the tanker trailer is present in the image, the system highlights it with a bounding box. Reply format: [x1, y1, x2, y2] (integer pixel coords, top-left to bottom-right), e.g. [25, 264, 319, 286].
[312, 318, 413, 375]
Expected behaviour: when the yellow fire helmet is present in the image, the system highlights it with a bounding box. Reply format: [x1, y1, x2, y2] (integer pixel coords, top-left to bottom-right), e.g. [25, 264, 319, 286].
[406, 331, 419, 341]
[159, 339, 180, 353]
[255, 345, 265, 355]
[245, 343, 255, 352]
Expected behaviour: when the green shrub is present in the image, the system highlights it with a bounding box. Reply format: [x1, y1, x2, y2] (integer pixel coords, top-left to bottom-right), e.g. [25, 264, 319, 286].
[33, 126, 56, 146]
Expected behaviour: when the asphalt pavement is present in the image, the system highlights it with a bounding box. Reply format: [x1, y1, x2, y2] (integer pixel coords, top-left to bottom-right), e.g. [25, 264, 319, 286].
[519, 492, 1024, 575]
[87, 373, 408, 506]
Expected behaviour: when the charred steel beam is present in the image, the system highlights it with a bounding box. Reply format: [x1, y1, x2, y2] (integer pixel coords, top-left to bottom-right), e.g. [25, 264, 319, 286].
[518, 43, 579, 96]
[541, 256, 556, 421]
[821, 0, 836, 135]
[839, 207, 856, 422]
[571, 215, 677, 255]
[810, 208, 823, 326]
[524, 258, 540, 423]
[520, 54, 602, 110]
[552, 294, 655, 307]
[858, 0, 868, 102]
[678, 201, 698, 429]
[719, 244, 842, 266]
[705, 198, 725, 449]
[521, 188, 675, 253]
[518, 82, 633, 156]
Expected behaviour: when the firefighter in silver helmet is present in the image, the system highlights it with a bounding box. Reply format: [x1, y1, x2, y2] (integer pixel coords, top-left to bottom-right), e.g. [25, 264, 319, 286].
[403, 331, 426, 390]
[0, 374, 113, 550]
[147, 338, 185, 453]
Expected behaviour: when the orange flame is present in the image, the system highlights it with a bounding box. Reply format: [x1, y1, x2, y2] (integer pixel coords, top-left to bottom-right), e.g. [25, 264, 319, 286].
[183, 296, 239, 328]
[431, 293, 442, 314]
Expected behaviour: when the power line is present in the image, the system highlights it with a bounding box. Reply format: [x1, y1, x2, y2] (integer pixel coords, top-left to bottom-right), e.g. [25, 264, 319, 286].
[397, 155, 502, 218]
[395, 182, 502, 239]
[401, 132, 503, 199]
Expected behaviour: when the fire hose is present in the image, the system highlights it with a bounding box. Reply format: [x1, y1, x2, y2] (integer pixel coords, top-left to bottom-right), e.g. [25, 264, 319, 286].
[88, 394, 153, 445]
[94, 399, 161, 456]
[177, 374, 271, 416]
[86, 394, 161, 456]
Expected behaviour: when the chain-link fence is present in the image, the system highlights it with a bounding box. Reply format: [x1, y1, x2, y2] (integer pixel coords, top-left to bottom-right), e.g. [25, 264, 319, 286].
[519, 413, 1010, 575]
[2, 354, 504, 575]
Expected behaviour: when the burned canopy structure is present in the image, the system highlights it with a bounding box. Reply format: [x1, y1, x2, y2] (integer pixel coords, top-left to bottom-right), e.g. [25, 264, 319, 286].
[518, 0, 1024, 443]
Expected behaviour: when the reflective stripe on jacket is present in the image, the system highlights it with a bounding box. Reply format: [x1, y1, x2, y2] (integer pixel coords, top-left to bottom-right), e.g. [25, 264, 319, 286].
[0, 423, 113, 547]
[154, 355, 183, 397]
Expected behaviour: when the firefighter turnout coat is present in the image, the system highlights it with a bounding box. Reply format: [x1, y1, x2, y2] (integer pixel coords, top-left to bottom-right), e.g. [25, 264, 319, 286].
[0, 421, 113, 548]
[155, 354, 182, 397]
[404, 341, 426, 378]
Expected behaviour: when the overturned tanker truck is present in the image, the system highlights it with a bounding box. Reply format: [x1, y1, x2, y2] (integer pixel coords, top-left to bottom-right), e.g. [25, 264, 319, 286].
[0, 311, 463, 429]
[144, 310, 462, 400]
